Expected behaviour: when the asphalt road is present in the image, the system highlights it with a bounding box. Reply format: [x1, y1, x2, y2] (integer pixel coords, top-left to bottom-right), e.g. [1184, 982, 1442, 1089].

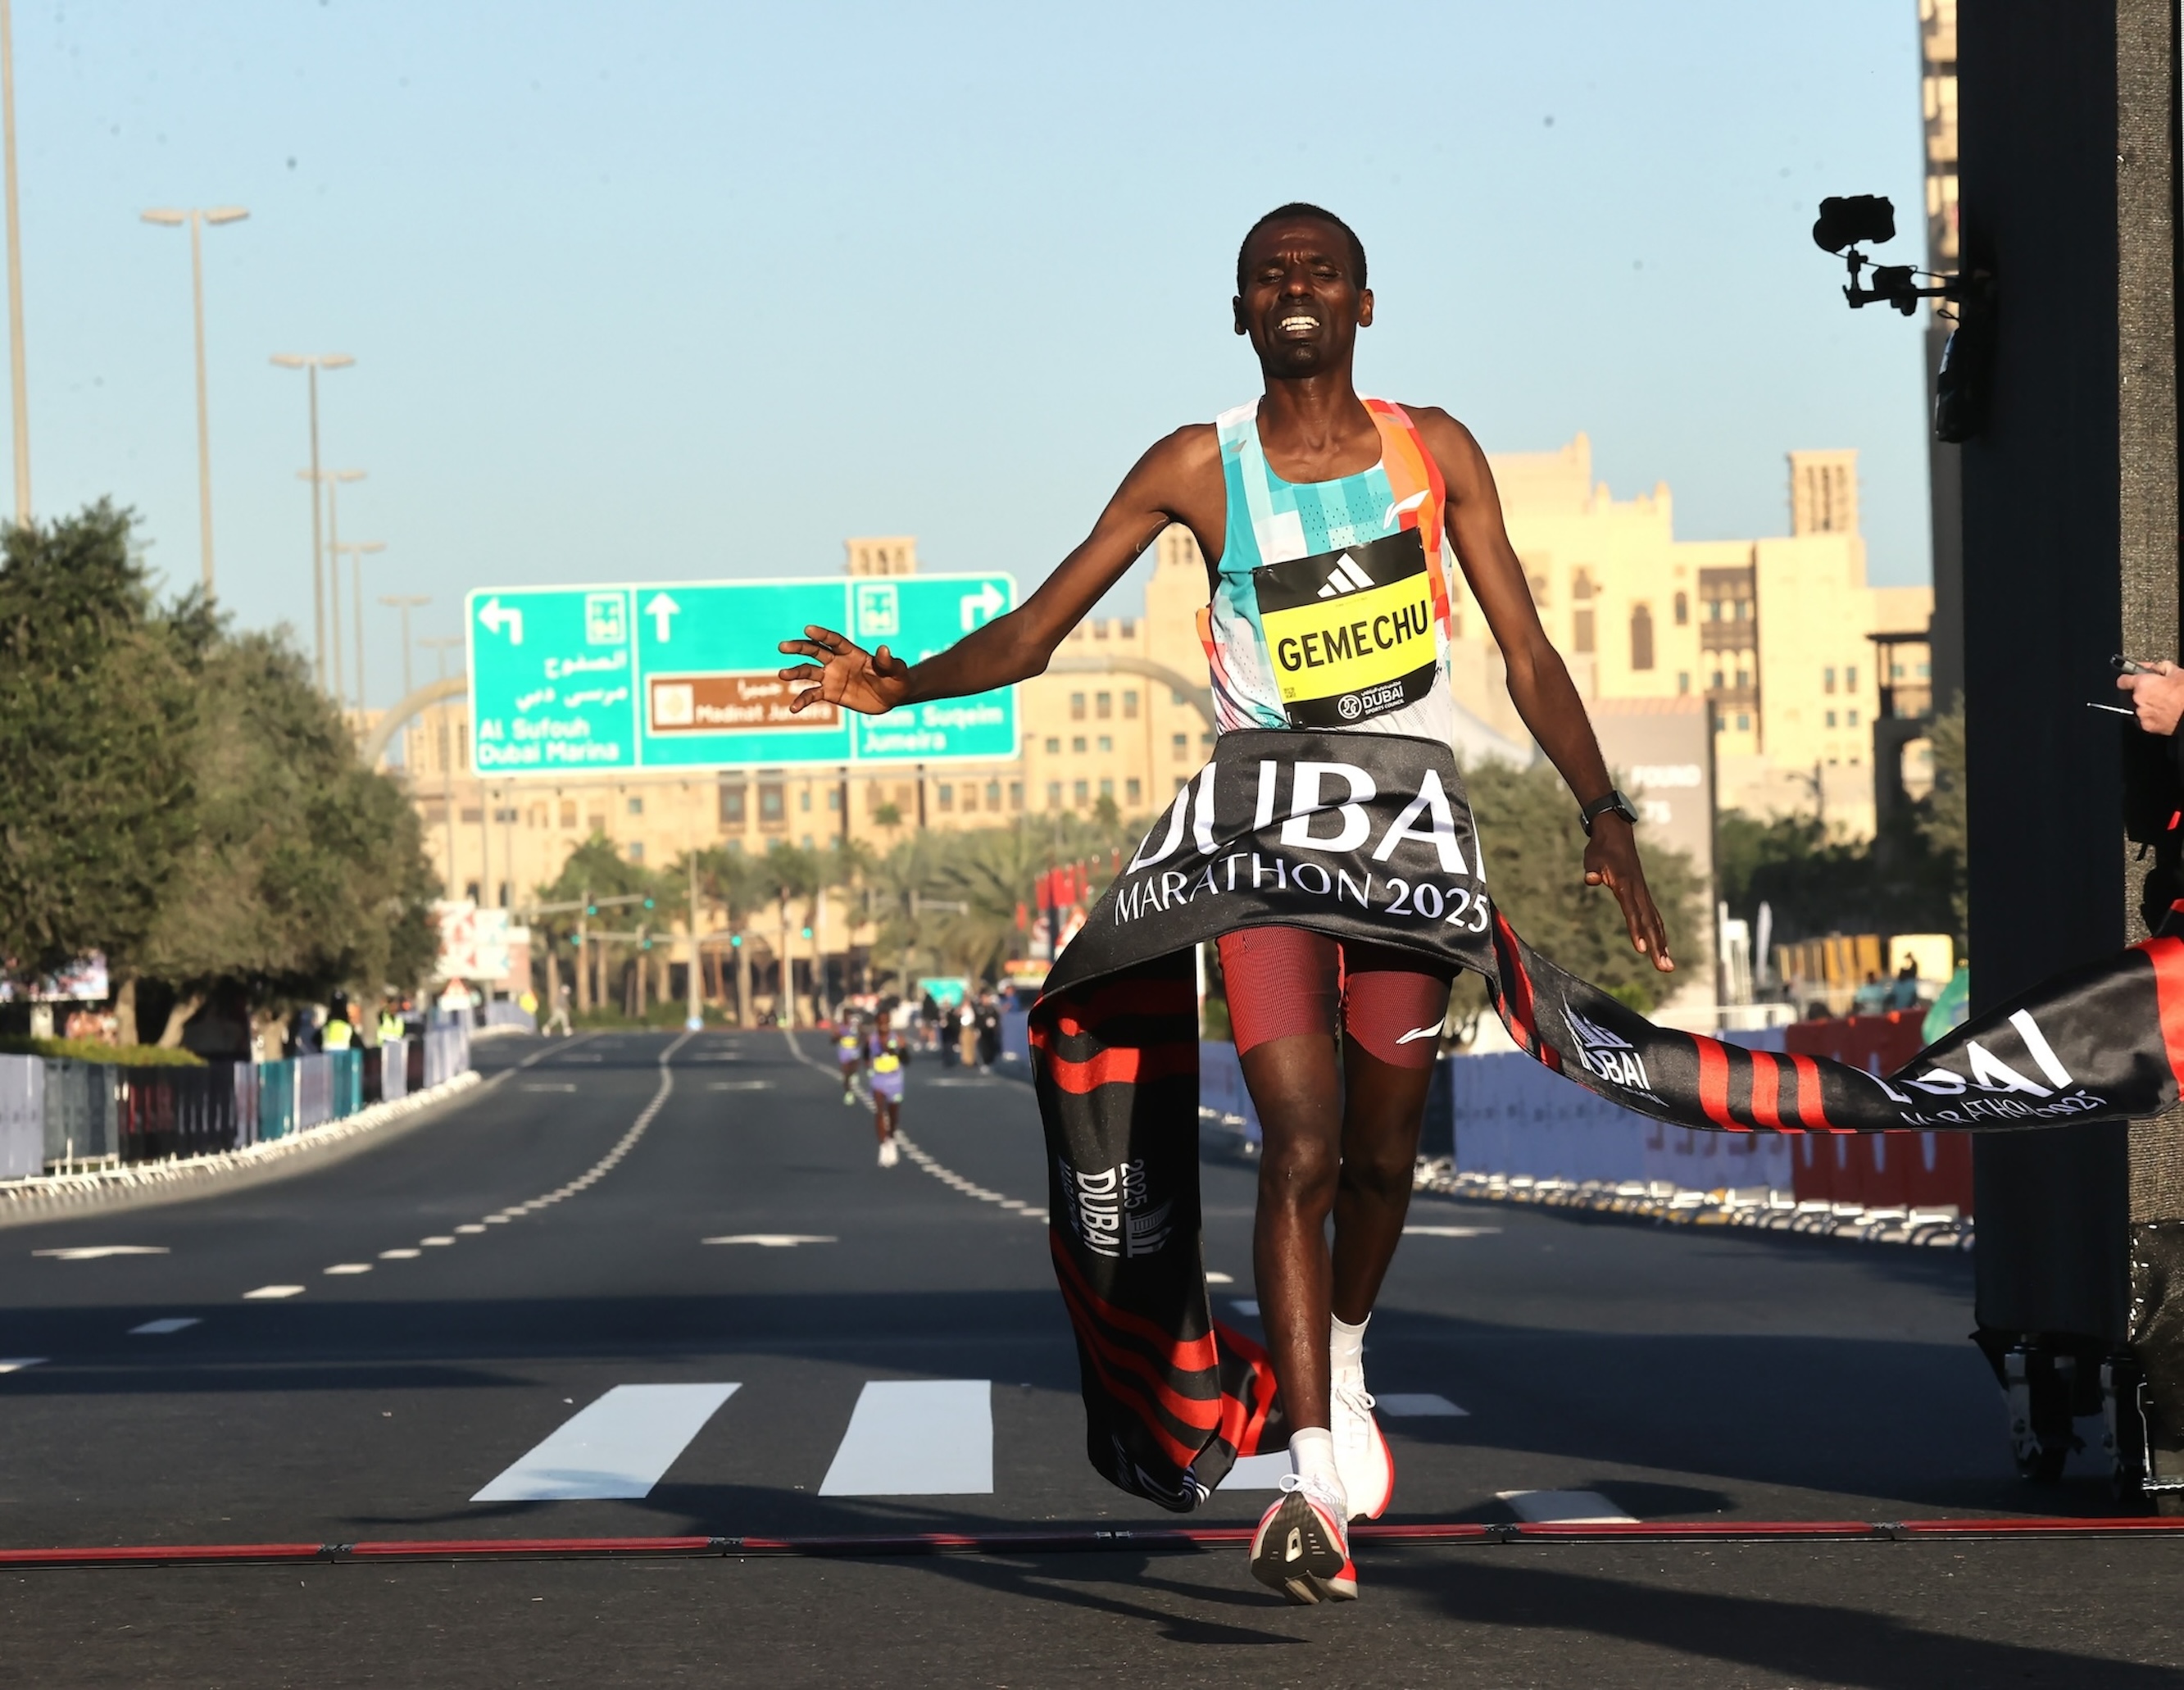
[0, 1029, 2177, 1687]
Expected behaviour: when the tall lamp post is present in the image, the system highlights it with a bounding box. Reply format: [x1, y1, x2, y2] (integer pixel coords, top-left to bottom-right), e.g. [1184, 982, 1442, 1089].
[270, 352, 354, 691]
[379, 593, 429, 703]
[1, 0, 29, 525]
[301, 466, 365, 704]
[140, 206, 247, 594]
[332, 537, 384, 711]
[420, 634, 463, 895]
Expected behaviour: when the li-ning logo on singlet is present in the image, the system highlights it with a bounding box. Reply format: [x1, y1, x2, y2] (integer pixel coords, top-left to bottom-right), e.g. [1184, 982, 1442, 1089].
[1253, 528, 1438, 729]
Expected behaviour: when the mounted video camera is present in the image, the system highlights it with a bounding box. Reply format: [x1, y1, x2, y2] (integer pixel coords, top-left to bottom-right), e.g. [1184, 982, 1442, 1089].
[1813, 193, 1991, 443]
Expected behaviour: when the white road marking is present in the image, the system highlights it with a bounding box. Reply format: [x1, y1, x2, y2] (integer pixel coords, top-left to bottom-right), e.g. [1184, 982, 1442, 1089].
[819, 1380, 992, 1496]
[421, 1236, 457, 1247]
[455, 1224, 488, 1235]
[1206, 1272, 1236, 1285]
[1499, 1489, 1636, 1524]
[1376, 1392, 1468, 1418]
[484, 1216, 511, 1224]
[32, 1246, 170, 1261]
[130, 1317, 201, 1335]
[523, 1083, 578, 1093]
[472, 1383, 741, 1502]
[324, 1263, 373, 1275]
[243, 1285, 304, 1300]
[702, 1234, 837, 1248]
[1228, 1299, 1260, 1318]
[709, 1080, 773, 1091]
[379, 1248, 422, 1260]
[0, 1356, 47, 1373]
[1403, 1225, 1501, 1238]
[1219, 1449, 1297, 1488]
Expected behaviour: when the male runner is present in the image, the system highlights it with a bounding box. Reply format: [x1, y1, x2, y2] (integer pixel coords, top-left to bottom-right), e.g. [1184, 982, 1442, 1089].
[870, 1028, 907, 1166]
[835, 1018, 866, 1105]
[780, 203, 1673, 1602]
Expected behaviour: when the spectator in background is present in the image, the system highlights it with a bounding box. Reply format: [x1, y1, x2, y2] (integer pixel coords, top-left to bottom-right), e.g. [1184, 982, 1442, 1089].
[322, 1008, 354, 1052]
[1852, 971, 1889, 1016]
[975, 992, 1001, 1072]
[1887, 958, 1921, 1012]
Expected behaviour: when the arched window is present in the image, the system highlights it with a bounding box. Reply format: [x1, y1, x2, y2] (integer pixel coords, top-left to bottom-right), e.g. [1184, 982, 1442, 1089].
[1630, 604, 1655, 671]
[1673, 591, 1688, 625]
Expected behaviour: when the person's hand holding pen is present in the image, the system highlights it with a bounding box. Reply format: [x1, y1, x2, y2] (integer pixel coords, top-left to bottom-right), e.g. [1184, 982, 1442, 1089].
[2118, 658, 2184, 735]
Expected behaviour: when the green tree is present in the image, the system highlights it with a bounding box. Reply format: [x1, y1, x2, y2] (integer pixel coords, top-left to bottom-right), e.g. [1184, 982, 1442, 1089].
[137, 632, 438, 1043]
[1915, 702, 1967, 936]
[0, 503, 206, 979]
[1460, 756, 1702, 1014]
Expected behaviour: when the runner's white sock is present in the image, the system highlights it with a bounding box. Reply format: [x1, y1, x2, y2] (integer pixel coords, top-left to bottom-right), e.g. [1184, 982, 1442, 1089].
[1289, 1426, 1340, 1492]
[1331, 1312, 1368, 1378]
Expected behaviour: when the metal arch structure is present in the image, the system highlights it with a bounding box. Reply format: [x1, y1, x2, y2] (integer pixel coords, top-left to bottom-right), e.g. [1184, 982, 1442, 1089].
[357, 674, 465, 770]
[1044, 654, 1215, 729]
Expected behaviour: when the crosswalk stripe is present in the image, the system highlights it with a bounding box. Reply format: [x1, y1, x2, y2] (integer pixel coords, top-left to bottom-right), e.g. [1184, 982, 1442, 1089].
[1377, 1392, 1469, 1418]
[1218, 1449, 1296, 1488]
[1498, 1488, 1636, 1524]
[472, 1383, 741, 1502]
[818, 1380, 991, 1496]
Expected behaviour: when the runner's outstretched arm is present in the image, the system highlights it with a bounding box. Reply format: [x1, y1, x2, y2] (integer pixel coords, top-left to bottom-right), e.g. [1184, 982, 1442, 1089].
[1410, 407, 1675, 972]
[777, 428, 1224, 715]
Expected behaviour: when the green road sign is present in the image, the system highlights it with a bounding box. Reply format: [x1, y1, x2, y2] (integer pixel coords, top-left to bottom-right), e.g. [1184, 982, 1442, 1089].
[466, 575, 1016, 777]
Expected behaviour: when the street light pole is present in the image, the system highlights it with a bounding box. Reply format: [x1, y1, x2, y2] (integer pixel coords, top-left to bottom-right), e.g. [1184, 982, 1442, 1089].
[0, 0, 29, 526]
[420, 634, 462, 894]
[379, 593, 428, 704]
[332, 537, 384, 711]
[305, 466, 365, 707]
[141, 206, 247, 594]
[270, 353, 354, 692]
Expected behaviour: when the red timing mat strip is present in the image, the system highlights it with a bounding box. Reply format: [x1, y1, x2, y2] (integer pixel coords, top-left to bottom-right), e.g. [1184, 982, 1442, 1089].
[7, 1518, 2184, 1568]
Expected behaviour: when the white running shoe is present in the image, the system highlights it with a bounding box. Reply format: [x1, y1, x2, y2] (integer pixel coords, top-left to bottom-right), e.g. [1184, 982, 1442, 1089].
[878, 1138, 899, 1168]
[1332, 1370, 1393, 1521]
[1248, 1471, 1356, 1603]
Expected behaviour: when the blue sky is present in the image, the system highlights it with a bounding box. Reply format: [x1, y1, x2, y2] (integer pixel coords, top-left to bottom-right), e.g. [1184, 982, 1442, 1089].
[16, 1, 1931, 706]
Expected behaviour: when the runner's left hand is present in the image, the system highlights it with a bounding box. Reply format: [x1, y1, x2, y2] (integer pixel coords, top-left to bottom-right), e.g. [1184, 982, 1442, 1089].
[1584, 820, 1674, 973]
[776, 625, 913, 716]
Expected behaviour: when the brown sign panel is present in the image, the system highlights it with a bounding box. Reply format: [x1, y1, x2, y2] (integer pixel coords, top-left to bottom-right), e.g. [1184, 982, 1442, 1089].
[647, 673, 840, 734]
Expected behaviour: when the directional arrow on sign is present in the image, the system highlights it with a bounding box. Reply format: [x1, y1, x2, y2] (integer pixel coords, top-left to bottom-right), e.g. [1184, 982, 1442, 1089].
[959, 581, 1006, 632]
[645, 592, 681, 643]
[479, 597, 524, 645]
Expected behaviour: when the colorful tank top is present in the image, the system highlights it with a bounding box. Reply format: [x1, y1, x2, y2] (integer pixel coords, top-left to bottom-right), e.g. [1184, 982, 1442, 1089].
[1200, 397, 1454, 739]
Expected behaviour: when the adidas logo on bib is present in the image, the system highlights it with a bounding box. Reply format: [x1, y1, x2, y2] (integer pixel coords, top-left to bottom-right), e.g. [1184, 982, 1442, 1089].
[1314, 554, 1375, 598]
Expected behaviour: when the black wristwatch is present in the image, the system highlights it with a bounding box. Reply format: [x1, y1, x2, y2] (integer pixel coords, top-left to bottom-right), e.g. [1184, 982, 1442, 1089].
[1579, 788, 1640, 836]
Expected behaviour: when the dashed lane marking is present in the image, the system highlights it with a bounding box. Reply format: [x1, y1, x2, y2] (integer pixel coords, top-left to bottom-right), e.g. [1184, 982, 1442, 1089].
[1378, 1392, 1469, 1418]
[379, 1248, 422, 1260]
[709, 1080, 773, 1091]
[819, 1380, 992, 1497]
[129, 1318, 200, 1336]
[782, 1030, 1047, 1224]
[0, 1356, 47, 1373]
[1229, 1299, 1260, 1317]
[1206, 1271, 1236, 1285]
[243, 1285, 304, 1300]
[1402, 1225, 1501, 1238]
[324, 1263, 373, 1276]
[454, 1224, 488, 1235]
[32, 1246, 170, 1261]
[1499, 1489, 1637, 1524]
[420, 1235, 456, 1246]
[703, 1234, 838, 1247]
[472, 1383, 742, 1502]
[523, 1083, 578, 1093]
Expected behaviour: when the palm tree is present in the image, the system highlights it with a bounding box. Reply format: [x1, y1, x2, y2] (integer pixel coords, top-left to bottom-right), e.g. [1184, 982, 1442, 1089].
[754, 842, 822, 1027]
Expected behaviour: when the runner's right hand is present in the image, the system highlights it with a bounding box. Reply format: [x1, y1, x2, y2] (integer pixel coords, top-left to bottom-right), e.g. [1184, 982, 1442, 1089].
[777, 625, 915, 716]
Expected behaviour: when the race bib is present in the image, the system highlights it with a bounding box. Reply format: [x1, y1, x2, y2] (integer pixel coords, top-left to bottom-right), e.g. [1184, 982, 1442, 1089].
[1253, 529, 1438, 728]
